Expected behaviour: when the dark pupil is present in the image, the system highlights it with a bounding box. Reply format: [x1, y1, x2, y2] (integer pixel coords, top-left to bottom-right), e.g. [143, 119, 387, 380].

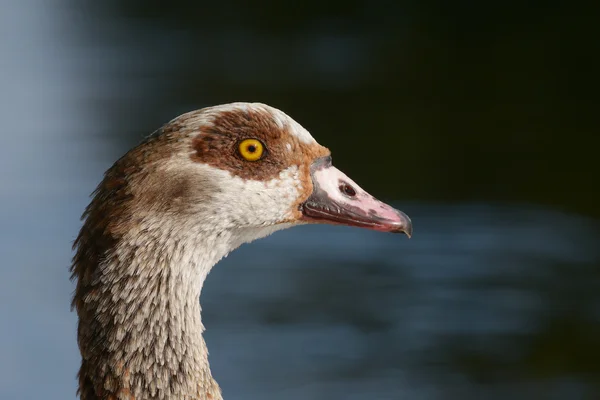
[247, 144, 257, 153]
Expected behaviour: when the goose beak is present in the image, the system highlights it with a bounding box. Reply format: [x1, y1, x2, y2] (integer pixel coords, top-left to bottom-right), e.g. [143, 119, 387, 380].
[299, 157, 412, 237]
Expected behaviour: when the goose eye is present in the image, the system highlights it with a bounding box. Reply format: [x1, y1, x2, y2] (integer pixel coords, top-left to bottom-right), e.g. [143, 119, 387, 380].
[238, 139, 265, 161]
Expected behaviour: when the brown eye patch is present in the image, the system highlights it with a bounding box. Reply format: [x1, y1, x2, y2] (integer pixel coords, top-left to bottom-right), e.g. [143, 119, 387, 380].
[189, 106, 330, 182]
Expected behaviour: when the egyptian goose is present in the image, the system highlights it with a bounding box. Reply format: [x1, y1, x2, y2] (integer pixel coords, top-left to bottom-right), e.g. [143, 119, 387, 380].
[71, 102, 412, 400]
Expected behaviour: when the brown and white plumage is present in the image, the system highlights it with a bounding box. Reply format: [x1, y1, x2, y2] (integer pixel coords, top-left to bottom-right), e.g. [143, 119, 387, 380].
[71, 102, 411, 400]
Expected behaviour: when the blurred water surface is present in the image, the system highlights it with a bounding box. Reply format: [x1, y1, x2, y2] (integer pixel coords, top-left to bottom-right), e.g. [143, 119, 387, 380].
[1, 1, 599, 399]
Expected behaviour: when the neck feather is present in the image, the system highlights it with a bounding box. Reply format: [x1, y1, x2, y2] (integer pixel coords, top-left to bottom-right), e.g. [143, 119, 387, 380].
[72, 223, 233, 400]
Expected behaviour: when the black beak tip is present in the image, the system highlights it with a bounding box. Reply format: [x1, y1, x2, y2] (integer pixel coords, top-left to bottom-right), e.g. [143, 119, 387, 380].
[392, 213, 412, 238]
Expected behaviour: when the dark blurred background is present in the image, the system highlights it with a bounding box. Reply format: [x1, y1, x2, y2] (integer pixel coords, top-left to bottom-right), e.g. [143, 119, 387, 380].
[1, 1, 599, 399]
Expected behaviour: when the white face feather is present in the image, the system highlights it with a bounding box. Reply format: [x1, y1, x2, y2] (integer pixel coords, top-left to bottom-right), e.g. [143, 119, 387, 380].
[193, 162, 302, 228]
[155, 157, 305, 250]
[259, 103, 317, 144]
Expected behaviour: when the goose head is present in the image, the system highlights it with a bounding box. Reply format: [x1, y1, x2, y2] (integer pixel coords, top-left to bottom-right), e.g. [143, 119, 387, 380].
[71, 102, 411, 400]
[134, 102, 411, 244]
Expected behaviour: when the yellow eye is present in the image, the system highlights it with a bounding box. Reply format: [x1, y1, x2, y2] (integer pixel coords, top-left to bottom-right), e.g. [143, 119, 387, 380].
[238, 139, 264, 161]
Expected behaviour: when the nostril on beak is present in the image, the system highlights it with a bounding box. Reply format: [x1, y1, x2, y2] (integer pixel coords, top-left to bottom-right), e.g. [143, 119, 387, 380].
[339, 181, 357, 197]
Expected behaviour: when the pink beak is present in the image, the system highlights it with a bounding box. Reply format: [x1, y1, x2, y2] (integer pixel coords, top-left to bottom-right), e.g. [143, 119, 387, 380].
[299, 157, 412, 237]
